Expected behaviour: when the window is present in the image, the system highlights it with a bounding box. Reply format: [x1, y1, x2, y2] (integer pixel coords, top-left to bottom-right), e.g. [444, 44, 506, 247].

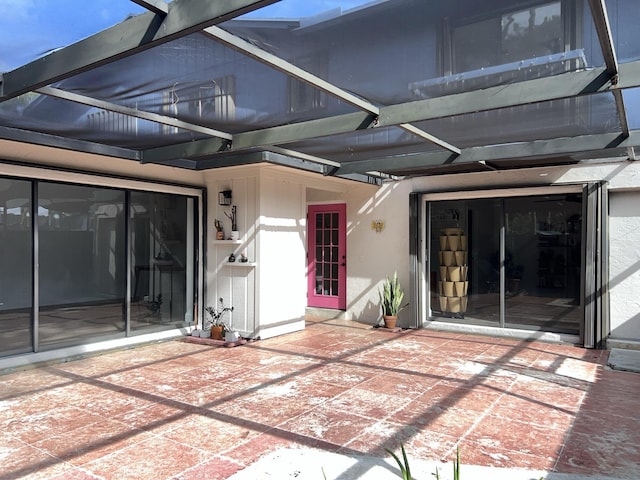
[288, 55, 327, 113]
[186, 75, 236, 121]
[447, 1, 566, 75]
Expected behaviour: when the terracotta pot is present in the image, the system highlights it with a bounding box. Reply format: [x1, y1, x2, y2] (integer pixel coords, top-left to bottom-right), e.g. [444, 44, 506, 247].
[455, 251, 467, 266]
[448, 296, 462, 312]
[447, 235, 461, 251]
[439, 266, 448, 281]
[447, 266, 461, 281]
[454, 281, 468, 296]
[438, 296, 448, 311]
[442, 251, 455, 266]
[383, 315, 397, 329]
[442, 281, 455, 297]
[210, 325, 224, 340]
[215, 231, 225, 240]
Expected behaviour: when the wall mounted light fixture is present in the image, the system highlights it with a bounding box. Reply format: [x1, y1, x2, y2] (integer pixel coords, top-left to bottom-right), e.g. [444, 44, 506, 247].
[371, 220, 385, 233]
[218, 190, 232, 206]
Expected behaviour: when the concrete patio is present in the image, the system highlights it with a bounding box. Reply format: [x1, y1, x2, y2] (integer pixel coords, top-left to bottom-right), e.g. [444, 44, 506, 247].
[1, 316, 639, 479]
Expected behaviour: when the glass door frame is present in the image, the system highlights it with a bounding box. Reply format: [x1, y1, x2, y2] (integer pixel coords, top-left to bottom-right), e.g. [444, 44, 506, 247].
[0, 163, 204, 354]
[417, 184, 593, 342]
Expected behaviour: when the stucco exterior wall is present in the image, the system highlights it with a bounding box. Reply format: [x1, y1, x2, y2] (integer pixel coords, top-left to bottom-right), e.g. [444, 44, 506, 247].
[609, 190, 640, 342]
[341, 182, 413, 326]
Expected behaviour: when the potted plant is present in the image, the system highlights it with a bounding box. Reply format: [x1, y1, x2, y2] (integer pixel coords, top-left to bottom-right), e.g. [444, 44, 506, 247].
[214, 219, 225, 240]
[224, 205, 239, 240]
[205, 298, 234, 340]
[379, 272, 406, 329]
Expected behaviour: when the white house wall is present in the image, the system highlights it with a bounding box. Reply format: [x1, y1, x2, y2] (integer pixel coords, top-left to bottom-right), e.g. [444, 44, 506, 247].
[204, 167, 259, 337]
[609, 190, 640, 344]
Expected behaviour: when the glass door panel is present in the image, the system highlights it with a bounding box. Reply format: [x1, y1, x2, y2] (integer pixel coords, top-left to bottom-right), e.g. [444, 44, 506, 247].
[130, 192, 194, 332]
[38, 182, 126, 348]
[467, 199, 502, 325]
[505, 195, 582, 334]
[430, 199, 501, 326]
[0, 178, 33, 356]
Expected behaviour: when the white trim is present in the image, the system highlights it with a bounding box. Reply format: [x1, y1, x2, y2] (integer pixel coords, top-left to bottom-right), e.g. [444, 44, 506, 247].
[422, 321, 580, 345]
[421, 184, 583, 201]
[0, 162, 202, 197]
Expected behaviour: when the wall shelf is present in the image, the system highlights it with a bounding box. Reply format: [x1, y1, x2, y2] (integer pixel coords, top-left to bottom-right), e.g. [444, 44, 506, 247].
[224, 262, 256, 268]
[213, 240, 242, 245]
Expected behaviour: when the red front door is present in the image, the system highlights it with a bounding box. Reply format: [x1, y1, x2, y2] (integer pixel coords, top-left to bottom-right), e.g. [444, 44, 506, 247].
[307, 204, 346, 309]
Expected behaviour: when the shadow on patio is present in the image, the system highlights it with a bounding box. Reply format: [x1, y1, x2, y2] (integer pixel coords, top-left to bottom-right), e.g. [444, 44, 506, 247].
[0, 316, 638, 479]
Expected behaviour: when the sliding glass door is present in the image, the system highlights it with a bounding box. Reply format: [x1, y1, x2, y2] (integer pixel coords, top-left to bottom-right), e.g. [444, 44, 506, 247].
[428, 191, 583, 335]
[0, 173, 200, 358]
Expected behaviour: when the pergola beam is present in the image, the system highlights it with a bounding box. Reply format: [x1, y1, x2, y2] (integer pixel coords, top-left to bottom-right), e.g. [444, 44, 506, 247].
[0, 0, 279, 102]
[204, 26, 463, 154]
[268, 146, 341, 168]
[0, 125, 139, 160]
[148, 64, 621, 162]
[193, 151, 380, 184]
[398, 123, 460, 155]
[37, 86, 233, 140]
[129, 0, 169, 15]
[203, 26, 379, 116]
[335, 131, 640, 175]
[141, 138, 228, 164]
[588, 0, 629, 137]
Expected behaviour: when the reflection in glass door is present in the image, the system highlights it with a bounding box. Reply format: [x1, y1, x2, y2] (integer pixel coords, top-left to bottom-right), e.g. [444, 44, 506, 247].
[505, 195, 582, 333]
[130, 192, 195, 332]
[0, 178, 33, 356]
[428, 193, 582, 335]
[430, 199, 501, 327]
[38, 182, 126, 348]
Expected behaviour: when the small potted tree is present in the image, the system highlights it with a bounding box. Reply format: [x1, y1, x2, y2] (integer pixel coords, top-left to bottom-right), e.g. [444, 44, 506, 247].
[379, 272, 406, 329]
[205, 298, 234, 340]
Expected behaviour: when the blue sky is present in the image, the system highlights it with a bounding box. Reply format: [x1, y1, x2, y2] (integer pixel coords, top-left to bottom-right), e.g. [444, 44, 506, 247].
[0, 0, 373, 72]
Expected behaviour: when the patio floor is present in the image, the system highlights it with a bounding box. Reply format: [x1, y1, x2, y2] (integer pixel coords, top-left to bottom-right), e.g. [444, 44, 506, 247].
[1, 316, 639, 479]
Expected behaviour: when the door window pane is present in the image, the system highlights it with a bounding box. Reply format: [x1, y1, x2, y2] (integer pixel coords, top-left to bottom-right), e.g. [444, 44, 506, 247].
[38, 182, 126, 348]
[130, 192, 194, 332]
[430, 200, 501, 326]
[505, 195, 581, 334]
[0, 178, 33, 356]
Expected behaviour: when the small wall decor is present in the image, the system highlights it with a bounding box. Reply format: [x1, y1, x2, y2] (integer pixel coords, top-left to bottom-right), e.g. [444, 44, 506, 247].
[218, 190, 232, 206]
[371, 220, 385, 233]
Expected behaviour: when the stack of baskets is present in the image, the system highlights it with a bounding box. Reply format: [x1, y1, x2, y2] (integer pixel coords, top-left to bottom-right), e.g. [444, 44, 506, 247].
[438, 228, 468, 315]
